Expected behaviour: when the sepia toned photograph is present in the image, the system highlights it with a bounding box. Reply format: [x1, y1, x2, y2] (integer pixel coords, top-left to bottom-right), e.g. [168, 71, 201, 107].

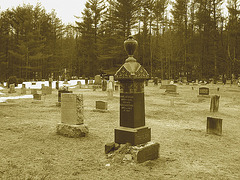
[0, 0, 239, 179]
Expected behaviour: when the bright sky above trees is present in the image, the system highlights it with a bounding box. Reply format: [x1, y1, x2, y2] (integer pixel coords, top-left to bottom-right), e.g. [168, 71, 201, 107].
[0, 0, 87, 24]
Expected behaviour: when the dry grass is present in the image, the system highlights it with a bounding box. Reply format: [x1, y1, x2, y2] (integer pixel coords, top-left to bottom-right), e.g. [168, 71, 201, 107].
[0, 84, 240, 179]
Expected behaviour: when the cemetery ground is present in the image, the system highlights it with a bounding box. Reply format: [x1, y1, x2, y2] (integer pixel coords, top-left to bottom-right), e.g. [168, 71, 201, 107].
[0, 84, 240, 179]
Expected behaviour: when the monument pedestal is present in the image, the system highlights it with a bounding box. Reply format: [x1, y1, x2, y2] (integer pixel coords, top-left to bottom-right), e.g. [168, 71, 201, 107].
[56, 123, 88, 138]
[115, 126, 151, 146]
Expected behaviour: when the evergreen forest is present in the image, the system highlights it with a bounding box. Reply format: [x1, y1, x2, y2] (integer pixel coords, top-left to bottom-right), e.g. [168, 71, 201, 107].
[0, 0, 240, 82]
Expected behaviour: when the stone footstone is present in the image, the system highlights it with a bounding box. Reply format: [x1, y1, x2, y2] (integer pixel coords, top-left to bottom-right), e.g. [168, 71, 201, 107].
[132, 142, 160, 163]
[56, 123, 88, 138]
[94, 101, 109, 112]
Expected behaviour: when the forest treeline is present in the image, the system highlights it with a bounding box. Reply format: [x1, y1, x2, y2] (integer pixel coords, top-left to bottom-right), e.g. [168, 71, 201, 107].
[0, 0, 240, 81]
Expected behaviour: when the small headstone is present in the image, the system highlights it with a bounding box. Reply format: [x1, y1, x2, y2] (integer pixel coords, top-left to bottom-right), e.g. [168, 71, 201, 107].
[107, 81, 113, 99]
[210, 95, 220, 112]
[199, 87, 209, 95]
[33, 94, 41, 100]
[8, 84, 16, 93]
[94, 75, 102, 85]
[89, 79, 94, 85]
[49, 78, 53, 88]
[77, 81, 82, 88]
[207, 117, 222, 135]
[102, 79, 107, 91]
[96, 101, 108, 111]
[56, 81, 59, 90]
[165, 84, 178, 94]
[32, 82, 36, 85]
[31, 89, 38, 95]
[85, 78, 88, 85]
[153, 77, 158, 85]
[21, 84, 27, 94]
[160, 80, 170, 89]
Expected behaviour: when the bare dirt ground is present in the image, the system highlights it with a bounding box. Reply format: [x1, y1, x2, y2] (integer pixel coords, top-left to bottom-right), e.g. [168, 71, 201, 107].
[0, 83, 240, 180]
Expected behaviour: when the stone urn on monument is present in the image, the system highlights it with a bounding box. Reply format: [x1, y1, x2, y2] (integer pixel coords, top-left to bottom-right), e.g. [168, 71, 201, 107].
[106, 36, 159, 163]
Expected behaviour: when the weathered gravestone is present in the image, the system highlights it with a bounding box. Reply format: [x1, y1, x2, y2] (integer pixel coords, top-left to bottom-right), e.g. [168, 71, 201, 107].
[164, 84, 179, 95]
[106, 36, 159, 163]
[49, 78, 53, 88]
[160, 80, 171, 89]
[77, 81, 82, 88]
[56, 81, 59, 90]
[153, 77, 158, 85]
[207, 117, 222, 135]
[197, 87, 210, 98]
[210, 95, 220, 112]
[56, 93, 88, 137]
[94, 75, 102, 85]
[57, 87, 73, 106]
[94, 101, 108, 112]
[33, 94, 41, 100]
[107, 78, 114, 99]
[41, 85, 52, 95]
[21, 84, 27, 94]
[8, 84, 16, 93]
[102, 79, 107, 91]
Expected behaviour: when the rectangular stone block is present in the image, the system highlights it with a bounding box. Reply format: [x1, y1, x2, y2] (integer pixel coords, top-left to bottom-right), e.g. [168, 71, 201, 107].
[58, 90, 72, 102]
[207, 117, 222, 135]
[132, 142, 160, 163]
[96, 101, 108, 110]
[165, 84, 177, 93]
[115, 126, 151, 145]
[33, 94, 41, 100]
[199, 87, 209, 95]
[61, 93, 84, 125]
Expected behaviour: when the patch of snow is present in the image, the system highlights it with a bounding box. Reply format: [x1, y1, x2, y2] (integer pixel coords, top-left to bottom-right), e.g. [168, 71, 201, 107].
[0, 95, 33, 103]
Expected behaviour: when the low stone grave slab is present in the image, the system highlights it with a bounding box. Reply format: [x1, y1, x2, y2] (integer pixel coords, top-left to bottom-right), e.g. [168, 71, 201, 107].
[197, 87, 210, 98]
[33, 94, 41, 100]
[207, 117, 222, 135]
[163, 84, 179, 95]
[160, 80, 170, 89]
[94, 101, 109, 112]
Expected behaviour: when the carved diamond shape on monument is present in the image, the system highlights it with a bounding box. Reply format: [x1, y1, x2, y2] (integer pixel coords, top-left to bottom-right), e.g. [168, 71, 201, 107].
[135, 66, 149, 78]
[115, 66, 131, 79]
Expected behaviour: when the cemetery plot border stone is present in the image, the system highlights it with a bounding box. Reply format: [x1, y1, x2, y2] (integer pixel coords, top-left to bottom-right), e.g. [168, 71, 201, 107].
[105, 36, 159, 163]
[207, 117, 222, 135]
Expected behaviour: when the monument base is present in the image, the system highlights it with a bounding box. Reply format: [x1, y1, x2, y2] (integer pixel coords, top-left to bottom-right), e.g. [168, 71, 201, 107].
[56, 123, 88, 138]
[115, 126, 151, 146]
[197, 95, 210, 98]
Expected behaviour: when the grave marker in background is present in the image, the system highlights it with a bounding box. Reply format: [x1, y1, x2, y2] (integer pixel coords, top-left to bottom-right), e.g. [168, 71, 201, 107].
[21, 84, 27, 94]
[197, 87, 210, 98]
[8, 84, 16, 93]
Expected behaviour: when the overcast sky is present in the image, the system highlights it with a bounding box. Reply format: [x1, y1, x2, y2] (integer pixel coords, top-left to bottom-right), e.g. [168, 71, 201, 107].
[1, 0, 87, 24]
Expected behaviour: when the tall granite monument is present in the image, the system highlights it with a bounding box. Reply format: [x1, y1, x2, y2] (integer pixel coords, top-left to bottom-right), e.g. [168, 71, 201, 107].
[112, 36, 159, 163]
